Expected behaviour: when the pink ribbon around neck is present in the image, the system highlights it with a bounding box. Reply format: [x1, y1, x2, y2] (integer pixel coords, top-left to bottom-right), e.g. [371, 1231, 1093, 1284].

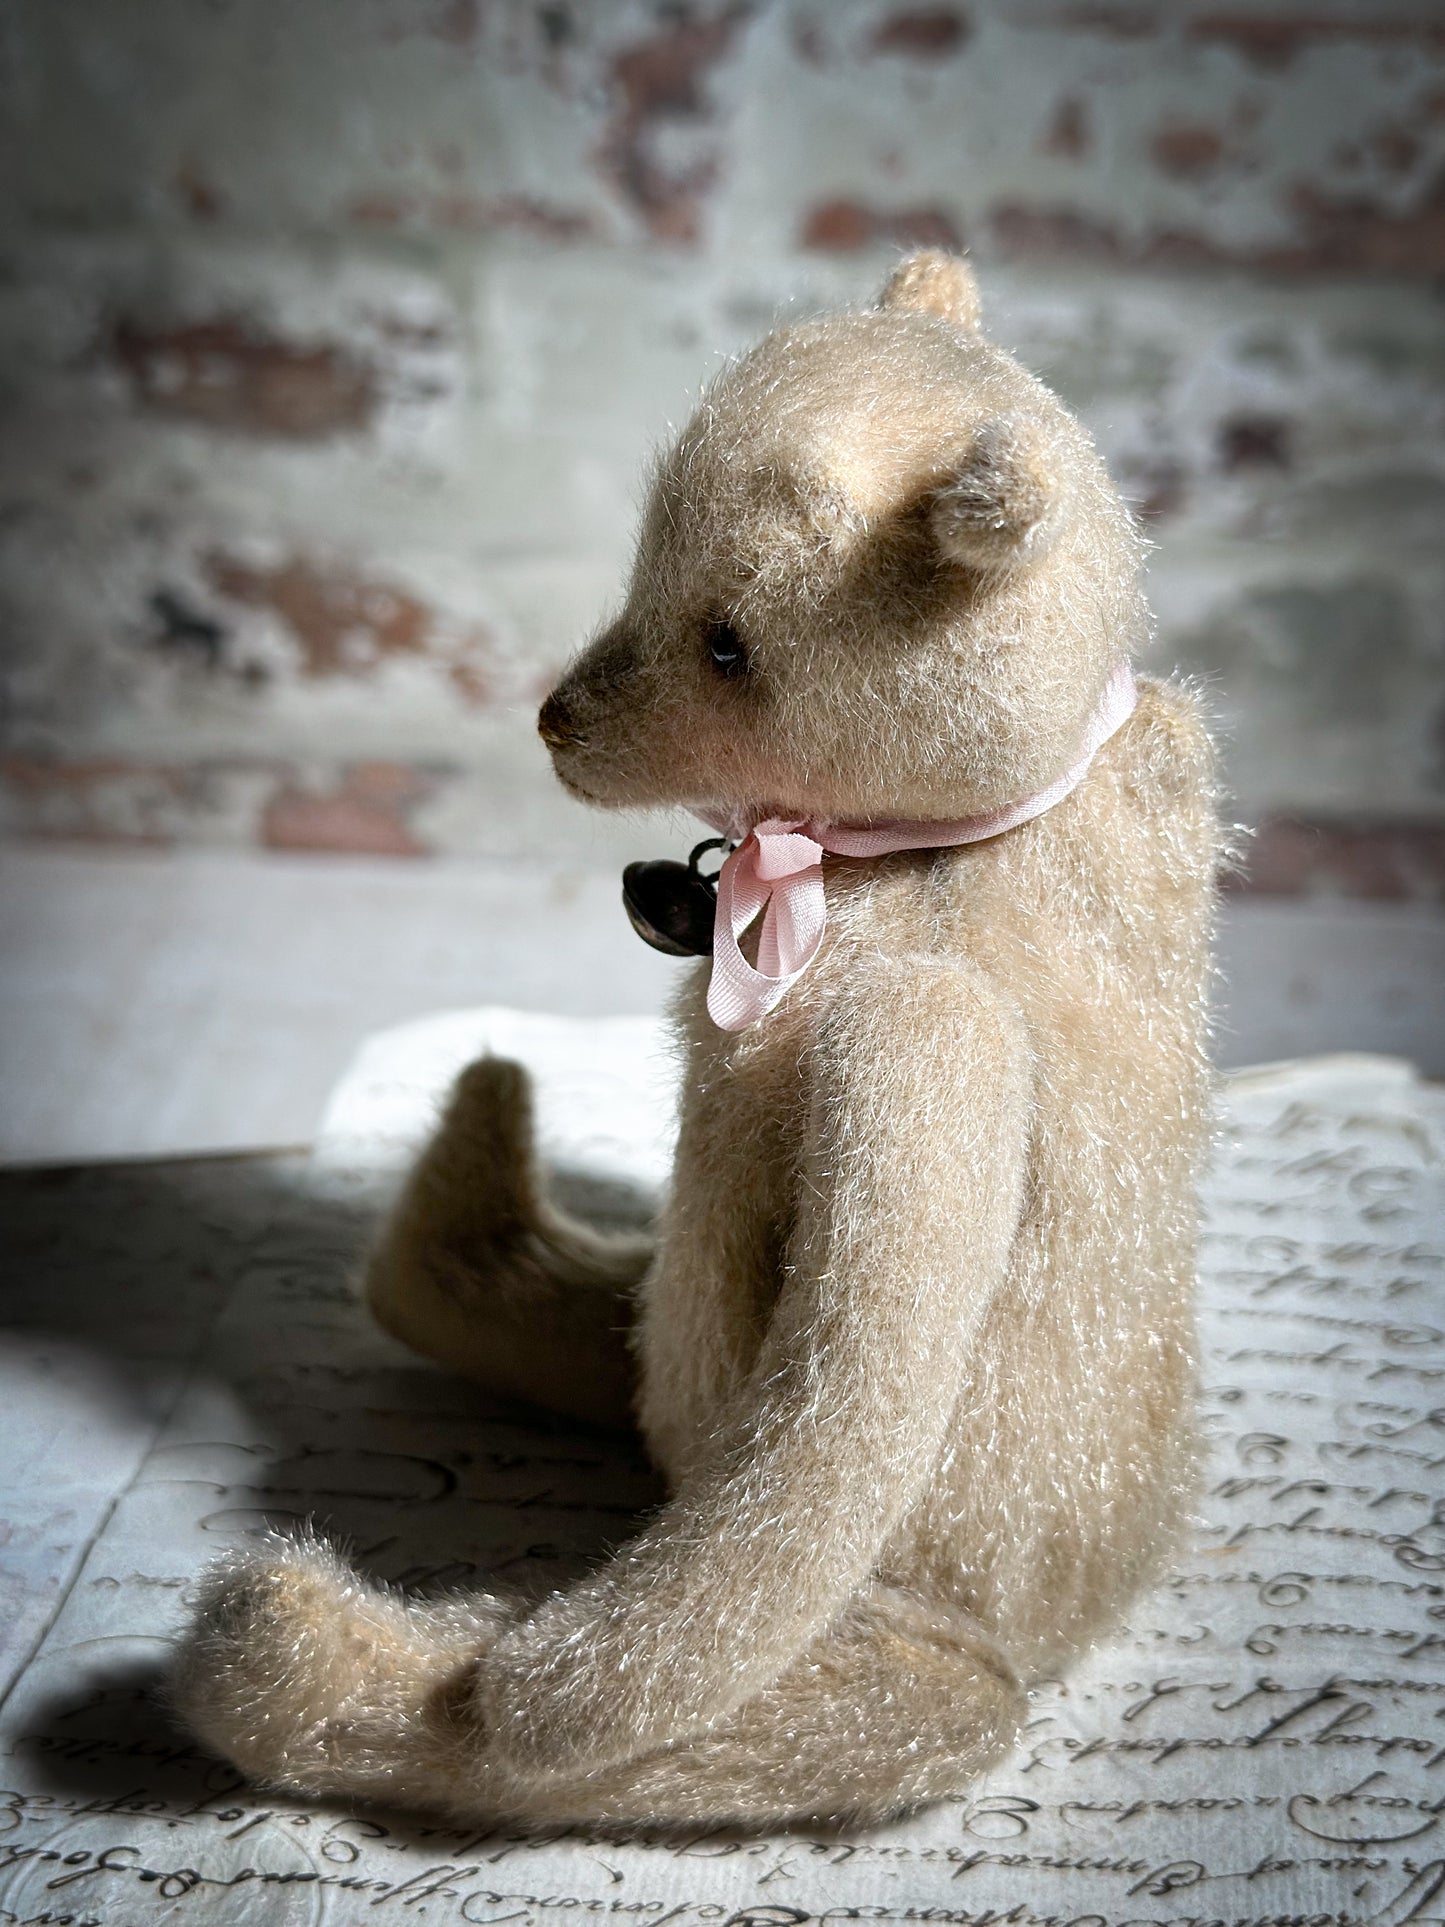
[698, 659, 1139, 1033]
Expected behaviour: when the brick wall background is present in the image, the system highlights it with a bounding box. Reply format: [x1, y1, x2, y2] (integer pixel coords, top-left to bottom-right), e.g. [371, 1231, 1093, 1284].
[2, 0, 1443, 897]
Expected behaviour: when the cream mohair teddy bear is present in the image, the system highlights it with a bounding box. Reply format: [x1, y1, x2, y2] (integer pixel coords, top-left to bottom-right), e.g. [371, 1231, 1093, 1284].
[176, 251, 1218, 1830]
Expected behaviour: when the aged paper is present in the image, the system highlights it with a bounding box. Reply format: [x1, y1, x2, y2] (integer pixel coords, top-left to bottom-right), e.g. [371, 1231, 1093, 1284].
[1, 1015, 1443, 1926]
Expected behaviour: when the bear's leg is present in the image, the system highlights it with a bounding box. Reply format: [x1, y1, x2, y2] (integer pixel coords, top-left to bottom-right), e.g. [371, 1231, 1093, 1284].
[177, 1547, 1023, 1831]
[173, 1533, 516, 1817]
[365, 1058, 652, 1428]
[506, 1583, 1026, 1830]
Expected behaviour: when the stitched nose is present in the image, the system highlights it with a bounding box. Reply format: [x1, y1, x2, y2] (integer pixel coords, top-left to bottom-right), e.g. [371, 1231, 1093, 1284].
[537, 690, 584, 750]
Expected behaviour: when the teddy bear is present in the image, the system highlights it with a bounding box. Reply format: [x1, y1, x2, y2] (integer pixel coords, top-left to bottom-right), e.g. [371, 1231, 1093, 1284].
[175, 250, 1219, 1830]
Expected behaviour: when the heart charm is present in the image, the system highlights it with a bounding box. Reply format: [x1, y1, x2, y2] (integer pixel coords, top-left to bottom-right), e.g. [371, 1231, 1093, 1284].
[621, 838, 730, 958]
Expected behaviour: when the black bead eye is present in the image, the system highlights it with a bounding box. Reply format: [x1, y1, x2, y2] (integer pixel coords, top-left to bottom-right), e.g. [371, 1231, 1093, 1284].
[703, 616, 748, 679]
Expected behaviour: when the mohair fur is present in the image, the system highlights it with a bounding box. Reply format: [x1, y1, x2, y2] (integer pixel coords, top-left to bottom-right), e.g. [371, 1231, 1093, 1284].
[175, 253, 1219, 1832]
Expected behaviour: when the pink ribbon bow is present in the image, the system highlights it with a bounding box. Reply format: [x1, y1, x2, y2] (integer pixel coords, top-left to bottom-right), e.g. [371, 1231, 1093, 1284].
[702, 660, 1139, 1032]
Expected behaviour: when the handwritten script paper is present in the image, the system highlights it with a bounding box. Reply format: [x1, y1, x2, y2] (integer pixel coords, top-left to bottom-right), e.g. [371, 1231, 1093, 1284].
[2, 1013, 1443, 1926]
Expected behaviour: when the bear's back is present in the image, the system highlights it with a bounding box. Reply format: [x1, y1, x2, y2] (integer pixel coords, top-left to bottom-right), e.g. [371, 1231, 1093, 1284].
[872, 677, 1218, 1662]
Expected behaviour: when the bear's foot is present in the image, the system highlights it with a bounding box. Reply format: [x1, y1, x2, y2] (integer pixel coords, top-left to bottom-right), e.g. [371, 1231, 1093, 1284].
[173, 1534, 509, 1810]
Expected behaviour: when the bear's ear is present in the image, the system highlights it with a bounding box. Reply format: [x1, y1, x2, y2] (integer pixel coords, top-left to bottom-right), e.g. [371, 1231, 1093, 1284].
[879, 250, 982, 332]
[928, 416, 1065, 573]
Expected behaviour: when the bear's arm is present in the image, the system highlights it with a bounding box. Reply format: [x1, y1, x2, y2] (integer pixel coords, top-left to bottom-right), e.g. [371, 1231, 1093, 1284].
[475, 956, 1033, 1781]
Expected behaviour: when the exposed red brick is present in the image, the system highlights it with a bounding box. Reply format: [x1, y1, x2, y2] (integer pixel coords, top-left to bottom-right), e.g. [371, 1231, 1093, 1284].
[0, 755, 184, 846]
[1285, 173, 1445, 276]
[1218, 413, 1292, 470]
[349, 190, 594, 238]
[435, 0, 479, 45]
[447, 654, 495, 706]
[988, 179, 1445, 276]
[598, 7, 753, 245]
[1369, 126, 1422, 175]
[1188, 15, 1323, 69]
[987, 202, 1132, 263]
[870, 9, 970, 57]
[1126, 225, 1246, 271]
[111, 318, 375, 439]
[206, 555, 431, 679]
[1042, 95, 1089, 159]
[1188, 14, 1445, 70]
[1228, 817, 1445, 902]
[261, 763, 435, 858]
[1150, 124, 1226, 180]
[348, 192, 413, 226]
[175, 165, 224, 221]
[0, 755, 449, 856]
[1117, 456, 1188, 525]
[801, 197, 964, 252]
[996, 200, 1234, 268]
[801, 200, 874, 250]
[791, 13, 828, 64]
[479, 193, 595, 239]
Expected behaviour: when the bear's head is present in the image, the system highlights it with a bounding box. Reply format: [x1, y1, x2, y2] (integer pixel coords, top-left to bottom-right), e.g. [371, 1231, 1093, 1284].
[538, 252, 1145, 831]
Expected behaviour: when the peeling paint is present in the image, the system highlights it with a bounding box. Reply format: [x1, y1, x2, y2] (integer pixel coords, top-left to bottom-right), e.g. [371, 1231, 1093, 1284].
[1, 0, 1442, 873]
[0, 757, 171, 847]
[348, 191, 596, 239]
[1286, 173, 1445, 276]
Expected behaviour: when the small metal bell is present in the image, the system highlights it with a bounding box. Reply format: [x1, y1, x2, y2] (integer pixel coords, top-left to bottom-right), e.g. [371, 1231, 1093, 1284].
[622, 838, 730, 958]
